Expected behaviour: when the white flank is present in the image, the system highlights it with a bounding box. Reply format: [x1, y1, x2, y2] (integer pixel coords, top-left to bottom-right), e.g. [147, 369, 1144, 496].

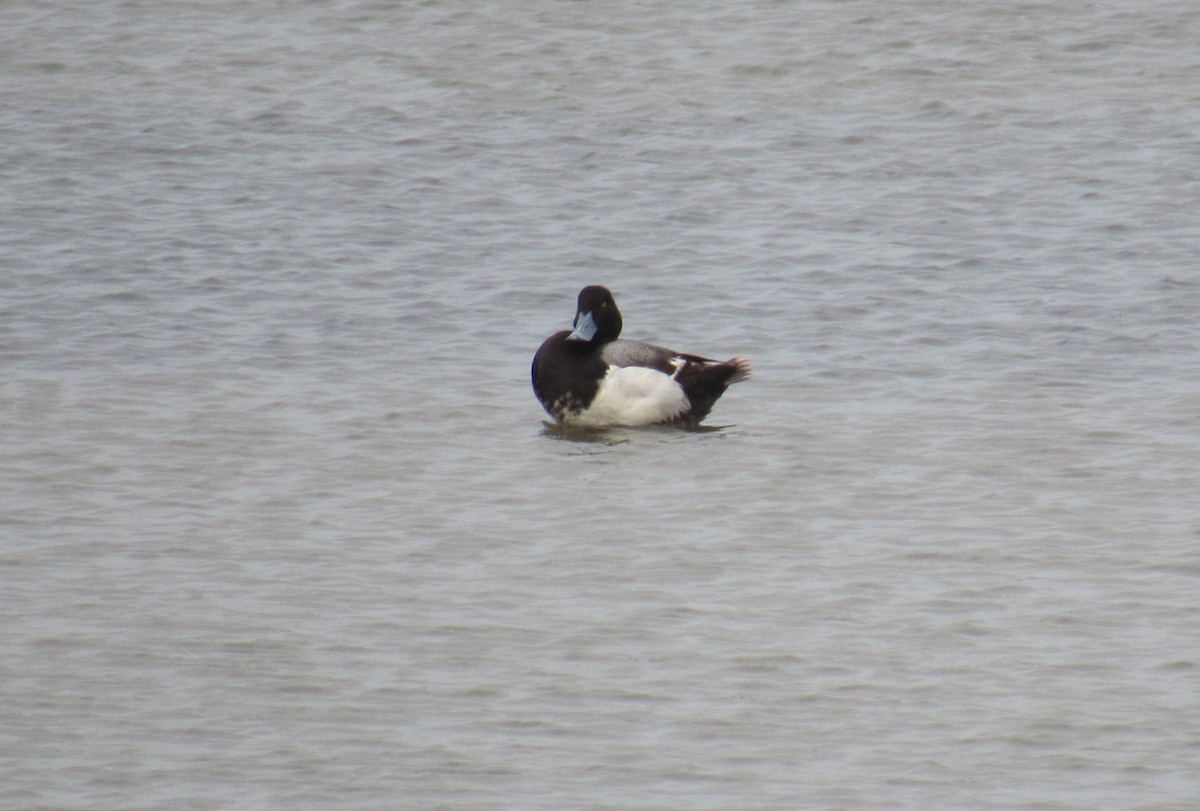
[569, 366, 690, 427]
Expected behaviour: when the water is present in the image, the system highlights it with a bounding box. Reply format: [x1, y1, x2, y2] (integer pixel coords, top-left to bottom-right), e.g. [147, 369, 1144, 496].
[3, 1, 1199, 808]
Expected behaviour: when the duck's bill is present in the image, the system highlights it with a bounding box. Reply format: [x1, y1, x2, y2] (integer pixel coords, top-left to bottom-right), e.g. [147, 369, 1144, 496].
[567, 310, 597, 342]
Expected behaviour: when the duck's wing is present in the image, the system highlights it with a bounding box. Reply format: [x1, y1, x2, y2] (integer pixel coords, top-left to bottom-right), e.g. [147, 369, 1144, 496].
[600, 339, 691, 374]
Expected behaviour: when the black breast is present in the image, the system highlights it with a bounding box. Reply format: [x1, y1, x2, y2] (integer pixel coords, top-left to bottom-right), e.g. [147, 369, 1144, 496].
[531, 331, 608, 420]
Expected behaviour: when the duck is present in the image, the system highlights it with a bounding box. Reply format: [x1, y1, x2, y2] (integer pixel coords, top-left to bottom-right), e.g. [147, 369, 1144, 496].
[531, 285, 751, 427]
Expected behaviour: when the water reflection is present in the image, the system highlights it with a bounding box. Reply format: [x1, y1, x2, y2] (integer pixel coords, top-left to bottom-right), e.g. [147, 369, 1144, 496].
[539, 421, 730, 444]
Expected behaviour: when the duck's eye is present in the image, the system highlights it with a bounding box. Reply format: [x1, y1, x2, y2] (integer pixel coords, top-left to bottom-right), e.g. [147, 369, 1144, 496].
[600, 301, 608, 308]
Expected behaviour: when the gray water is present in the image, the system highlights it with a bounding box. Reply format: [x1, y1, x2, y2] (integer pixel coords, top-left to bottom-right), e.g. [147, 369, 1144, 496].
[3, 1, 1199, 809]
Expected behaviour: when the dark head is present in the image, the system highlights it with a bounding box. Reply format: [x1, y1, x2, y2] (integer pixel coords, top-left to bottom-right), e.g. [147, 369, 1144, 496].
[567, 285, 623, 345]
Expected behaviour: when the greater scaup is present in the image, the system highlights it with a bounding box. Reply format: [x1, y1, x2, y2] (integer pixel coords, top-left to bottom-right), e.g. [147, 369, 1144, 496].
[532, 285, 751, 427]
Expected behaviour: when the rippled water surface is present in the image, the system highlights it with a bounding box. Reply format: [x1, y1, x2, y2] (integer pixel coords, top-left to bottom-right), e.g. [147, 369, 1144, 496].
[3, 1, 1199, 808]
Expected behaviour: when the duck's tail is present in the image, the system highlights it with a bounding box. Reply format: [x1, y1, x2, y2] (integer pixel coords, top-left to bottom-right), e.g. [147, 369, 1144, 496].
[725, 356, 752, 385]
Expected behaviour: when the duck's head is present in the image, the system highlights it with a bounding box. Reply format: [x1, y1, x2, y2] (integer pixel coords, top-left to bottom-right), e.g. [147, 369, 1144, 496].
[567, 285, 623, 344]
